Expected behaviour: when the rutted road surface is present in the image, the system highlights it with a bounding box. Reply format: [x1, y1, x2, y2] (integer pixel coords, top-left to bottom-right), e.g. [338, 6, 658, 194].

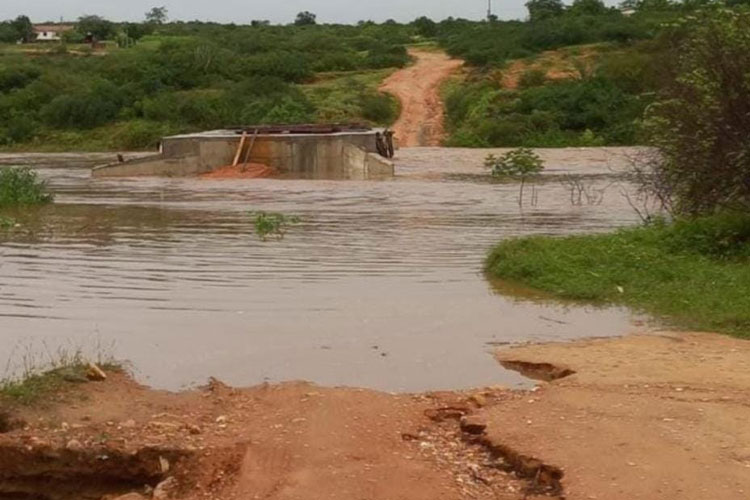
[3, 332, 750, 500]
[380, 49, 463, 147]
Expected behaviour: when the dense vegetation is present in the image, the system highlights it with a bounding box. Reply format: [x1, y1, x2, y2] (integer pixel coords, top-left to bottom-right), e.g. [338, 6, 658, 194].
[0, 13, 411, 150]
[438, 0, 705, 147]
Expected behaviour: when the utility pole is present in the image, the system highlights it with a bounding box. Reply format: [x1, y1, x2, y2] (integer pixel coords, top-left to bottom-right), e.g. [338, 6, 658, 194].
[487, 0, 493, 21]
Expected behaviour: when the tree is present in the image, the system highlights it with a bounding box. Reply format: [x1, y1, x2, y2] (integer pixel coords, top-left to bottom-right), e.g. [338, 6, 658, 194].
[525, 0, 565, 21]
[413, 16, 438, 37]
[145, 6, 168, 24]
[122, 22, 149, 41]
[642, 8, 750, 214]
[485, 148, 545, 207]
[76, 15, 114, 40]
[11, 15, 34, 43]
[0, 22, 19, 43]
[570, 0, 609, 16]
[294, 11, 317, 26]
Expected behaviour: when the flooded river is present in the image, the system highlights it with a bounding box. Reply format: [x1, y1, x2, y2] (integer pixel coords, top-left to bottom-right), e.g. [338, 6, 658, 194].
[0, 147, 649, 391]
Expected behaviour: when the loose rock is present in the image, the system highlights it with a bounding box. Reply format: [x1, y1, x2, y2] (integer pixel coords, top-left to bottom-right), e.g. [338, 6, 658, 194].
[460, 416, 487, 435]
[65, 439, 84, 451]
[153, 477, 178, 500]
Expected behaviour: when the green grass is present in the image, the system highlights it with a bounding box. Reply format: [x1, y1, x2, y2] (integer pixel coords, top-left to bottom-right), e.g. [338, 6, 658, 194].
[485, 214, 750, 338]
[0, 364, 90, 405]
[1, 347, 121, 406]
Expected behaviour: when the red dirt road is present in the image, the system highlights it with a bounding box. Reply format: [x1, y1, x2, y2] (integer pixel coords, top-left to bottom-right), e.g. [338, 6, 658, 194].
[380, 49, 463, 147]
[2, 332, 749, 500]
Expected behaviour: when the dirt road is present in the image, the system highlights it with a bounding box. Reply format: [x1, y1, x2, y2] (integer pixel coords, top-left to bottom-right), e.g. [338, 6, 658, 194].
[380, 49, 463, 147]
[2, 331, 749, 500]
[493, 332, 750, 500]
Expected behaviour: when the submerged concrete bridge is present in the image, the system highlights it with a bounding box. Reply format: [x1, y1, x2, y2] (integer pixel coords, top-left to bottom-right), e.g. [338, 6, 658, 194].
[92, 124, 395, 180]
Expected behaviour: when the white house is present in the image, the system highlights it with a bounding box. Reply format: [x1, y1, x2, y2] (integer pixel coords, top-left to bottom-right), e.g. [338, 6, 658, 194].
[33, 24, 75, 42]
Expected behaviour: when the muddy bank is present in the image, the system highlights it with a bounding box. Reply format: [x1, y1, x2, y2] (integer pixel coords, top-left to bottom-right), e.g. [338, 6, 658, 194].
[2, 331, 749, 500]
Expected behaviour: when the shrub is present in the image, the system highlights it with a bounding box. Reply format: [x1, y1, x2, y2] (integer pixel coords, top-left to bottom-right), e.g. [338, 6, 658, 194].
[518, 68, 547, 89]
[41, 93, 119, 129]
[0, 66, 41, 93]
[250, 211, 300, 241]
[643, 8, 750, 215]
[360, 93, 396, 124]
[662, 213, 750, 259]
[0, 116, 37, 145]
[110, 120, 175, 150]
[261, 96, 314, 124]
[0, 167, 53, 207]
[485, 148, 545, 177]
[40, 80, 123, 129]
[244, 51, 313, 83]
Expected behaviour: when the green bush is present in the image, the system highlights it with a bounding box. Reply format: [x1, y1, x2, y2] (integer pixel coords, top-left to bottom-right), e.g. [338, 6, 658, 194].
[41, 93, 120, 129]
[250, 211, 300, 241]
[244, 51, 313, 83]
[0, 114, 38, 145]
[662, 213, 750, 259]
[485, 148, 545, 177]
[0, 66, 41, 93]
[0, 167, 53, 207]
[110, 120, 175, 150]
[518, 68, 547, 89]
[261, 96, 314, 124]
[360, 93, 396, 124]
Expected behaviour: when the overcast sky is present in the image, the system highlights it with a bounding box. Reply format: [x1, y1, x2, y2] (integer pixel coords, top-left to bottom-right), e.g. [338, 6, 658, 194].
[1, 0, 538, 25]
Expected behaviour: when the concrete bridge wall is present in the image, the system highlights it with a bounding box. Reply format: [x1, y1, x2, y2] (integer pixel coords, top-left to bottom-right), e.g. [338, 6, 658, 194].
[92, 130, 394, 179]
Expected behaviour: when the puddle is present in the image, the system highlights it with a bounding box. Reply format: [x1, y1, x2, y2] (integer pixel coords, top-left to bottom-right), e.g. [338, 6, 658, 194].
[0, 149, 648, 392]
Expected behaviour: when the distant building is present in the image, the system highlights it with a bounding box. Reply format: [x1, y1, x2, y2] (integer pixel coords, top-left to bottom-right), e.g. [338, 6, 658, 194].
[33, 24, 75, 42]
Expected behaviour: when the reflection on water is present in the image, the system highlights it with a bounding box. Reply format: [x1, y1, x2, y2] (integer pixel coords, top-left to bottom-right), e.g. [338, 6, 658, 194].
[0, 148, 649, 391]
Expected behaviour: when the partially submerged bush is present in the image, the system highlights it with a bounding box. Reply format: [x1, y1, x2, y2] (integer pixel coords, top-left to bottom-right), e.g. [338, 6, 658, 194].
[485, 148, 545, 207]
[485, 148, 545, 178]
[0, 215, 17, 229]
[251, 211, 301, 241]
[0, 167, 53, 207]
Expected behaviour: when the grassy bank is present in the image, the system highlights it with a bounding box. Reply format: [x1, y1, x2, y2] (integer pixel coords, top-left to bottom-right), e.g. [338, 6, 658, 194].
[1, 353, 120, 406]
[485, 214, 750, 338]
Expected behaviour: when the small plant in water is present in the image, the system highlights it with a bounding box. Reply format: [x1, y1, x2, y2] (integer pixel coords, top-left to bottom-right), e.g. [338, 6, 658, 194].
[0, 215, 17, 230]
[0, 167, 53, 208]
[250, 211, 301, 241]
[485, 148, 545, 207]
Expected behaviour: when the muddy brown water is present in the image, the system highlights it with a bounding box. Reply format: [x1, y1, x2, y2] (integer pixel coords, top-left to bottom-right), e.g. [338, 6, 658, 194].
[0, 148, 651, 391]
